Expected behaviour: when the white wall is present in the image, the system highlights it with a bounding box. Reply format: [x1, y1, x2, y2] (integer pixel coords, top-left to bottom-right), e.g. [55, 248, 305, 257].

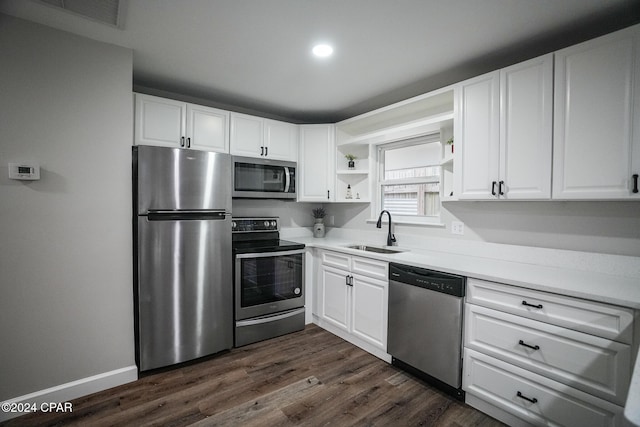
[0, 15, 135, 401]
[324, 200, 640, 257]
[232, 199, 319, 228]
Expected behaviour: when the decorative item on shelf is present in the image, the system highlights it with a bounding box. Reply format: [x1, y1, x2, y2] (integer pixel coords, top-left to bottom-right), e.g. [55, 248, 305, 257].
[446, 137, 454, 154]
[356, 192, 360, 199]
[345, 184, 353, 199]
[345, 153, 357, 169]
[312, 207, 326, 238]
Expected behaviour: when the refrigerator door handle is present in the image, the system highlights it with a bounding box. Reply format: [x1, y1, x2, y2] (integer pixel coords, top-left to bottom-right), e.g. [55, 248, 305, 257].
[284, 167, 291, 193]
[147, 210, 229, 221]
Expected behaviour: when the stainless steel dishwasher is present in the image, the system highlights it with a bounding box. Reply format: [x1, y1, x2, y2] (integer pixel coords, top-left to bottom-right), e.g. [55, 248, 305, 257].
[387, 262, 466, 400]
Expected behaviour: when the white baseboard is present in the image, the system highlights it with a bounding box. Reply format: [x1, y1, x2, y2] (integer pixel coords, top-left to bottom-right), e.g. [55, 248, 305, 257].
[0, 365, 138, 422]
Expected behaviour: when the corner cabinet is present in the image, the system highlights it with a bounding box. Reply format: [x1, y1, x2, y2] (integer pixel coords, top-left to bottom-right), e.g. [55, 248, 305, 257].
[455, 54, 553, 200]
[553, 25, 640, 200]
[229, 112, 298, 161]
[298, 124, 335, 202]
[134, 93, 229, 153]
[463, 278, 634, 427]
[315, 250, 390, 361]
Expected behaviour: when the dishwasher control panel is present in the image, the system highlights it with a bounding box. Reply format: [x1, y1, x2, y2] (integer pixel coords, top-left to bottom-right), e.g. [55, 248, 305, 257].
[389, 263, 465, 297]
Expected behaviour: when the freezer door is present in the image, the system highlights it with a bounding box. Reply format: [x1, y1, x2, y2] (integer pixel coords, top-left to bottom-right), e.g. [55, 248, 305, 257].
[134, 146, 231, 213]
[136, 215, 232, 371]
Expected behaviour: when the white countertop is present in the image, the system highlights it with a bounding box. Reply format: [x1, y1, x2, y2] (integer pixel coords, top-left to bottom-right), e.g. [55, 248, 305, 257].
[291, 235, 640, 309]
[287, 232, 640, 427]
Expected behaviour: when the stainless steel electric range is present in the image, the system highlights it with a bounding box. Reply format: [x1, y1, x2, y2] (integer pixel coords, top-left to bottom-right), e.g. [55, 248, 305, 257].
[232, 217, 305, 347]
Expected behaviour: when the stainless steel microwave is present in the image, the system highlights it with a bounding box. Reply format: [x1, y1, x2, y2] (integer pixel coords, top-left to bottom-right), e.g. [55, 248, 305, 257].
[232, 156, 296, 199]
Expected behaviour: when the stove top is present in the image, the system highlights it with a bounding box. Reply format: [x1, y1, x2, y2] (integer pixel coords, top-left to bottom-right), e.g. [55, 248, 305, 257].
[232, 239, 305, 254]
[231, 217, 305, 254]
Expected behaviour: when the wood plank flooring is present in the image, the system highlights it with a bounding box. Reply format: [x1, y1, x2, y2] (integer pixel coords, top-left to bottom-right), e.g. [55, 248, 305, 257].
[2, 325, 505, 426]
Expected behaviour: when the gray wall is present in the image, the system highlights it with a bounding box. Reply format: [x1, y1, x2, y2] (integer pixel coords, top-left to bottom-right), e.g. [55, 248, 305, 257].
[0, 15, 135, 400]
[324, 201, 640, 257]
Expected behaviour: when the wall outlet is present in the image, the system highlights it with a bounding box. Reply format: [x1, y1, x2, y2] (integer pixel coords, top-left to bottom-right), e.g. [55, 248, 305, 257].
[328, 215, 335, 226]
[451, 221, 464, 235]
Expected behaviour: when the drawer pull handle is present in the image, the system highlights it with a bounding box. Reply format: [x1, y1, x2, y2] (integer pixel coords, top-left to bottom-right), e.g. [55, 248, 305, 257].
[516, 391, 538, 404]
[522, 300, 543, 309]
[518, 340, 540, 351]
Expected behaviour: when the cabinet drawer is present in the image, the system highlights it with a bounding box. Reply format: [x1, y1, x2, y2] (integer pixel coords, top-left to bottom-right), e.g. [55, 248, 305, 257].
[467, 278, 634, 343]
[463, 348, 624, 427]
[465, 304, 631, 405]
[351, 256, 387, 280]
[322, 251, 351, 270]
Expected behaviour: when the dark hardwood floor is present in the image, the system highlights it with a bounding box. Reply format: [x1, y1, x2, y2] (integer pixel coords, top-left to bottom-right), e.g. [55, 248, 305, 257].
[3, 325, 505, 426]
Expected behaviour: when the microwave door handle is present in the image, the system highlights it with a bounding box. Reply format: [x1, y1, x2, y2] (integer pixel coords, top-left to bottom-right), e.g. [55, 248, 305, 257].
[284, 166, 291, 193]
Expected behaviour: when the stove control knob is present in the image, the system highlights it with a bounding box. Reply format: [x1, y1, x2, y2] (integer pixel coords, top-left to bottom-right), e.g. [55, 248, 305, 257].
[232, 221, 237, 229]
[263, 221, 270, 228]
[270, 220, 277, 228]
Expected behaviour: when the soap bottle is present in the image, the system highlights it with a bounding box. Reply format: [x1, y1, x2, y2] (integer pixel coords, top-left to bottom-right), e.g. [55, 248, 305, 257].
[346, 184, 352, 199]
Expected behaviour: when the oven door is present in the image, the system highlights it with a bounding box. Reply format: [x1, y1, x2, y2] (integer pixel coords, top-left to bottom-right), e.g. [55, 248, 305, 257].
[235, 249, 305, 320]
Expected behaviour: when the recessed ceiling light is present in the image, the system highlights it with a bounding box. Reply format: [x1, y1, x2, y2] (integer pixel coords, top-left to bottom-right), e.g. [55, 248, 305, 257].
[312, 44, 333, 58]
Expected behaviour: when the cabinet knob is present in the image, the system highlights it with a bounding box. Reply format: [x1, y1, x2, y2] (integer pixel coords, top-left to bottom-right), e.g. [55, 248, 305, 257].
[633, 174, 638, 194]
[180, 136, 185, 147]
[265, 146, 268, 157]
[499, 181, 505, 195]
[187, 137, 191, 148]
[491, 181, 497, 196]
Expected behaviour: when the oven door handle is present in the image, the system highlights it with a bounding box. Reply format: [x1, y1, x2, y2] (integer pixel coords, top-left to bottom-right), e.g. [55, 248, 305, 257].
[236, 248, 305, 259]
[236, 307, 305, 327]
[284, 166, 291, 193]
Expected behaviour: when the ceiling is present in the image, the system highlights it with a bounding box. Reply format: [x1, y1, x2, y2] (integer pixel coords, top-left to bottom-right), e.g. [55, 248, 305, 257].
[1, 0, 640, 123]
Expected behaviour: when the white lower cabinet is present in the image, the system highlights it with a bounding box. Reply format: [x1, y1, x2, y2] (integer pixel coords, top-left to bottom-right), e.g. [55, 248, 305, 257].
[316, 250, 389, 360]
[465, 349, 624, 427]
[463, 278, 633, 427]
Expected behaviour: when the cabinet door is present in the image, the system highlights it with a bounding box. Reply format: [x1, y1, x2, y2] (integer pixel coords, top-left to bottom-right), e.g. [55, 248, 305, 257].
[553, 26, 638, 199]
[134, 94, 186, 148]
[351, 274, 388, 350]
[230, 113, 263, 157]
[264, 119, 298, 161]
[455, 71, 500, 200]
[320, 265, 350, 332]
[186, 104, 229, 153]
[298, 124, 336, 202]
[500, 54, 553, 199]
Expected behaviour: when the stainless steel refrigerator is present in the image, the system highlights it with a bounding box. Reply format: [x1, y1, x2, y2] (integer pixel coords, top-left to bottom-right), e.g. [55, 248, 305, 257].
[133, 145, 233, 372]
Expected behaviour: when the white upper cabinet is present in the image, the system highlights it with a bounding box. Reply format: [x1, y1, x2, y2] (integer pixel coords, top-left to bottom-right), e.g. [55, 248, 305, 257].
[135, 95, 186, 148]
[500, 54, 553, 199]
[230, 113, 262, 156]
[455, 71, 500, 200]
[455, 54, 553, 200]
[553, 25, 640, 199]
[186, 104, 229, 152]
[229, 112, 298, 161]
[298, 124, 336, 202]
[134, 94, 229, 153]
[264, 119, 298, 161]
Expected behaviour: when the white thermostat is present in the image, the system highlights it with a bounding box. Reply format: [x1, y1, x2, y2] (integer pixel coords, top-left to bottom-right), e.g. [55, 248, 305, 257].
[8, 162, 40, 180]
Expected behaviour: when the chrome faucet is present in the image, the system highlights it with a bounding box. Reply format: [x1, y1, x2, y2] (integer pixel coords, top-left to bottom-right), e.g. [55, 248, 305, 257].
[376, 210, 396, 246]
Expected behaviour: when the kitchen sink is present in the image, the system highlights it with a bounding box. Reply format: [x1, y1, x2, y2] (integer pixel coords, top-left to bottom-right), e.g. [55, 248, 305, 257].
[344, 244, 407, 254]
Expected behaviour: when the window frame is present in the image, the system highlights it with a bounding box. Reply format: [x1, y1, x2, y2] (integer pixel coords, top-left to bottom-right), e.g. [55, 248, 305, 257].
[373, 133, 445, 226]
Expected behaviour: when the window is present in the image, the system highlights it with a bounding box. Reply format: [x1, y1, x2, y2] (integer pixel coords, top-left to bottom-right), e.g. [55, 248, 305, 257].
[377, 135, 441, 222]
